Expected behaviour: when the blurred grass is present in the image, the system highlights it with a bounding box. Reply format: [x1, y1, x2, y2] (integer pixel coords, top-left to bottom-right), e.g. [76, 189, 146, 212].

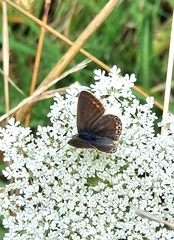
[0, 0, 173, 238]
[0, 0, 173, 123]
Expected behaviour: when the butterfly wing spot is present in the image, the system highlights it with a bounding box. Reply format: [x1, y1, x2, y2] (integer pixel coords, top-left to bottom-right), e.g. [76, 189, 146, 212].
[91, 99, 100, 109]
[115, 118, 122, 137]
[109, 147, 117, 153]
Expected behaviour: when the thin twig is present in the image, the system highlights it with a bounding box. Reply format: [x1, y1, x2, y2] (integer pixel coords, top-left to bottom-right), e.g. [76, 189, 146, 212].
[161, 9, 174, 132]
[2, 1, 9, 118]
[0, 60, 90, 122]
[0, 69, 24, 95]
[135, 208, 174, 230]
[25, 0, 51, 127]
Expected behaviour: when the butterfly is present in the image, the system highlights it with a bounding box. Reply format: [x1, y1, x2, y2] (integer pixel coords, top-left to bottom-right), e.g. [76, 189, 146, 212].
[68, 91, 122, 153]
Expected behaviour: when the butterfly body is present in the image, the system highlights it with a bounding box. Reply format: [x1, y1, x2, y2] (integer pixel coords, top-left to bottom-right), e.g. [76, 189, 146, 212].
[68, 91, 122, 153]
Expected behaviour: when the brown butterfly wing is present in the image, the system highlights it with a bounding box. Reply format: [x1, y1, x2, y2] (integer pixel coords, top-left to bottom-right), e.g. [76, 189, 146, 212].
[68, 137, 116, 153]
[77, 91, 105, 133]
[89, 114, 122, 140]
[68, 138, 95, 149]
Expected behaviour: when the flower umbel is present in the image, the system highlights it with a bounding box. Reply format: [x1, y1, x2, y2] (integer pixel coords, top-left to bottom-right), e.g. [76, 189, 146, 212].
[0, 65, 174, 239]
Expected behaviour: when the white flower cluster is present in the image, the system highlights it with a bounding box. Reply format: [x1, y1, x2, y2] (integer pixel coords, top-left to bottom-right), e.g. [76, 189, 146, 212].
[0, 65, 174, 239]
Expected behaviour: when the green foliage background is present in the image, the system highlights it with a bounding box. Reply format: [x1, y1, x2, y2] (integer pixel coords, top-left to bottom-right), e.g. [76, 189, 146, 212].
[0, 0, 173, 238]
